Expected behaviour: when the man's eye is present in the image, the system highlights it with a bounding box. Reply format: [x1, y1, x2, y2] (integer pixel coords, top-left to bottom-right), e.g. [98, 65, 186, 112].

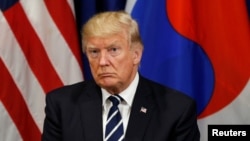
[108, 47, 121, 56]
[88, 49, 99, 58]
[111, 48, 117, 52]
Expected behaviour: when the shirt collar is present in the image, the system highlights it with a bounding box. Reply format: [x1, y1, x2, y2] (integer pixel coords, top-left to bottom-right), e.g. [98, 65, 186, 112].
[102, 72, 139, 108]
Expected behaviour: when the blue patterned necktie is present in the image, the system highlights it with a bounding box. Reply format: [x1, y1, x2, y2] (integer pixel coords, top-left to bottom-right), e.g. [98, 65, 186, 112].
[105, 95, 124, 141]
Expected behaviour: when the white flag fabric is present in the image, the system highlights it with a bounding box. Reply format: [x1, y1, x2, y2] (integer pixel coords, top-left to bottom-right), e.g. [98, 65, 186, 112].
[125, 0, 250, 140]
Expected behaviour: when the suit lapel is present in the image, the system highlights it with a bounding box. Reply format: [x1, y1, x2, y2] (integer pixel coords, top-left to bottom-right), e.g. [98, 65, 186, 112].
[78, 84, 103, 141]
[125, 77, 156, 141]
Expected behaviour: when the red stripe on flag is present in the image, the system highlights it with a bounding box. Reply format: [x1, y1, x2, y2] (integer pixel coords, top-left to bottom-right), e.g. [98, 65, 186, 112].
[3, 3, 63, 93]
[0, 59, 41, 141]
[44, 0, 83, 71]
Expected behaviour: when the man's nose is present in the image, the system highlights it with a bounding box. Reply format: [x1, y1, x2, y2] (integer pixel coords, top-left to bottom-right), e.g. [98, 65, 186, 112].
[99, 51, 109, 65]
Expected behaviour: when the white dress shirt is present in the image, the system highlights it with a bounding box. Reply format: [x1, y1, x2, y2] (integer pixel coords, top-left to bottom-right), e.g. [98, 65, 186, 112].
[102, 72, 139, 139]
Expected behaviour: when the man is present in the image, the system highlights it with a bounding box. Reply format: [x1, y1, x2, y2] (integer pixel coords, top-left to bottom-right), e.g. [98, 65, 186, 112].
[42, 11, 200, 141]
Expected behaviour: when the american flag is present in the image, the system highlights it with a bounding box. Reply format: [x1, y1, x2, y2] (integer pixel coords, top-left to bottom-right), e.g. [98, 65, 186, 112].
[140, 107, 147, 113]
[0, 0, 83, 141]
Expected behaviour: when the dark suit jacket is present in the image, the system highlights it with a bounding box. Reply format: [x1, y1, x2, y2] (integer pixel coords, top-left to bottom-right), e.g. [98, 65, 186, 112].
[42, 76, 200, 141]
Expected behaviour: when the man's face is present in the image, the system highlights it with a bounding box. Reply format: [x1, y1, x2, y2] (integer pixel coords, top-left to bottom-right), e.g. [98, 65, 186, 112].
[85, 32, 141, 93]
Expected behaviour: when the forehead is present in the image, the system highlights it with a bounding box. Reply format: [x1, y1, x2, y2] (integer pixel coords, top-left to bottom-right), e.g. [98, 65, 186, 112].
[85, 32, 128, 48]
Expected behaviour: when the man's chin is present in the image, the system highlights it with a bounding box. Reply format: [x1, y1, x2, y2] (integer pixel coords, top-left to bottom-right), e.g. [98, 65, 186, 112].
[98, 79, 115, 86]
[99, 83, 116, 89]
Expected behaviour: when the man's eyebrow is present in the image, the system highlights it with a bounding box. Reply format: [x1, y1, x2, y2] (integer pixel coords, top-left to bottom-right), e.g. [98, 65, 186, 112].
[86, 40, 121, 49]
[86, 45, 98, 49]
[108, 40, 122, 46]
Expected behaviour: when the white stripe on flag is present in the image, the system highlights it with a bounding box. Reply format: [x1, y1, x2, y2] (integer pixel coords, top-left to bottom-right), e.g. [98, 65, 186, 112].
[125, 0, 137, 14]
[0, 10, 46, 132]
[20, 0, 83, 85]
[0, 102, 22, 141]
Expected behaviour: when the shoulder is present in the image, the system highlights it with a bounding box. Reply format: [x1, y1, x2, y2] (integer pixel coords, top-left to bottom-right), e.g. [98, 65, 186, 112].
[139, 76, 196, 110]
[45, 80, 100, 103]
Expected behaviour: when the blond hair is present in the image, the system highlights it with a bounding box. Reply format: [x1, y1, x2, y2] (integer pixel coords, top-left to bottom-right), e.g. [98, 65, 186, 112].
[81, 11, 143, 52]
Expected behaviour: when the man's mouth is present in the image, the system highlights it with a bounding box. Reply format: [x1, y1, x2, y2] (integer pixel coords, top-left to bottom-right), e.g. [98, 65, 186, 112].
[98, 73, 114, 78]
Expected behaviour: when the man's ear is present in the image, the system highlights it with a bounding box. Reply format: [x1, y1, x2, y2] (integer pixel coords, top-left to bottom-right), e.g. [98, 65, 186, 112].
[132, 43, 143, 65]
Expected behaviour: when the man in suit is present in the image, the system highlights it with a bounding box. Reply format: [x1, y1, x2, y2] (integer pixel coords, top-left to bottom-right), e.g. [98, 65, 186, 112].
[42, 11, 200, 141]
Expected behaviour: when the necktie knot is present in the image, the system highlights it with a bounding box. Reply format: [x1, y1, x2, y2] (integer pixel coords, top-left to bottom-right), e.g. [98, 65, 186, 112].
[108, 95, 122, 107]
